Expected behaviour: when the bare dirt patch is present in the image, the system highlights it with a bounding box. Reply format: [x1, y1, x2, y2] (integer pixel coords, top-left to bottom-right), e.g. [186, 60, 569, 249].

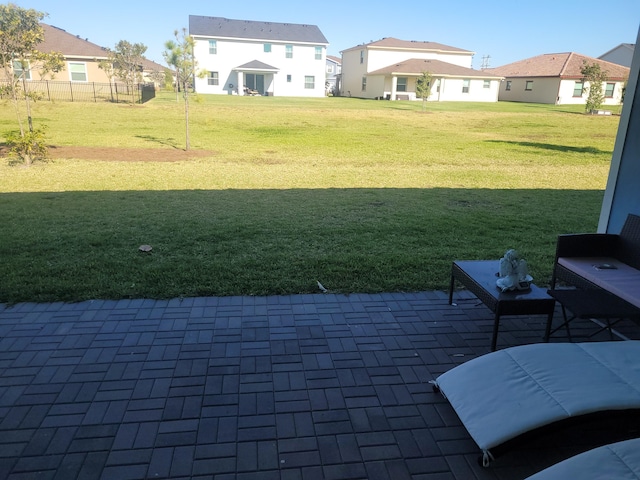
[0, 145, 214, 162]
[47, 146, 215, 162]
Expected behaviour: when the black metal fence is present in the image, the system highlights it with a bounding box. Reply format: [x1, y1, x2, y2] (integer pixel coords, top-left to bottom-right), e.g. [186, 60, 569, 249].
[0, 80, 156, 104]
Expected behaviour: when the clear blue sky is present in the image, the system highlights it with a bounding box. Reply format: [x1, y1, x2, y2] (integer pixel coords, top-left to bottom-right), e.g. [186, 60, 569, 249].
[15, 0, 640, 69]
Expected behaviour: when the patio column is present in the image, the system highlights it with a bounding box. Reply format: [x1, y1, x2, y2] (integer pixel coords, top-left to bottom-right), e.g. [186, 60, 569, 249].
[237, 71, 244, 94]
[391, 76, 398, 101]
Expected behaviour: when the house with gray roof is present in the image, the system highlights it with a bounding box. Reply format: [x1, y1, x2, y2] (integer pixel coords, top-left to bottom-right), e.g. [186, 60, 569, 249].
[487, 52, 630, 105]
[599, 43, 635, 68]
[340, 37, 501, 102]
[189, 15, 329, 97]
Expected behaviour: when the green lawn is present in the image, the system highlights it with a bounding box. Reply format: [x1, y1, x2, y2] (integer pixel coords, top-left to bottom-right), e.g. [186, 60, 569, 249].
[0, 92, 617, 303]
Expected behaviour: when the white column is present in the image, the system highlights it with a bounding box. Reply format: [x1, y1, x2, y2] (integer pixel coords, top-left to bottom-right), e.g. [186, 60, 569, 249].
[391, 76, 397, 101]
[237, 71, 244, 95]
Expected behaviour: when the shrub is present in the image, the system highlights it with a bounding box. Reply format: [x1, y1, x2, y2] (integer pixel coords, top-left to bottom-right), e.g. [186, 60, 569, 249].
[6, 128, 49, 166]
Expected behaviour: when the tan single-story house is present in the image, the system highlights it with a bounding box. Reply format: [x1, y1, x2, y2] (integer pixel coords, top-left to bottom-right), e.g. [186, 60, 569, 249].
[486, 52, 630, 105]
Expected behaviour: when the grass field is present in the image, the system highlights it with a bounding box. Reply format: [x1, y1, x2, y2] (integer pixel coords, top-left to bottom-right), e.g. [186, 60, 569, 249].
[0, 92, 618, 303]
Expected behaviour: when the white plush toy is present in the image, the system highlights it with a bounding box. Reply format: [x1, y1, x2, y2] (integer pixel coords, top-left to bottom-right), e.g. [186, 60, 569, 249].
[496, 249, 533, 292]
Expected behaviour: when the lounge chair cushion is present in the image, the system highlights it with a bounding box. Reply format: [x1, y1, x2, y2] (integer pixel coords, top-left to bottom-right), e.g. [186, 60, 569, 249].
[525, 438, 640, 479]
[434, 341, 640, 462]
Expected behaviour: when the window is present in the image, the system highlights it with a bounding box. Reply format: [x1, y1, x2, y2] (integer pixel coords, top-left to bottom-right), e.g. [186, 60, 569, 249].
[315, 46, 322, 60]
[505, 80, 512, 91]
[360, 50, 364, 64]
[287, 74, 292, 83]
[361, 76, 367, 91]
[264, 43, 271, 53]
[462, 79, 470, 93]
[69, 62, 87, 82]
[483, 80, 491, 89]
[208, 71, 219, 86]
[12, 60, 30, 80]
[605, 83, 615, 98]
[525, 80, 533, 91]
[209, 40, 217, 54]
[573, 81, 584, 97]
[304, 76, 314, 89]
[286, 45, 293, 58]
[327, 64, 334, 73]
[396, 77, 408, 92]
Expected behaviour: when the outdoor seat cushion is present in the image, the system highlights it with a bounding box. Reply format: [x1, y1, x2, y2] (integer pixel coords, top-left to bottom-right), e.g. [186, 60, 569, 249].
[524, 438, 640, 480]
[557, 256, 640, 308]
[433, 341, 640, 463]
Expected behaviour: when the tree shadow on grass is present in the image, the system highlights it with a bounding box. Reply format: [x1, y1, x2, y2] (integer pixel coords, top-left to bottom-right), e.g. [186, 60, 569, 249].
[485, 140, 610, 155]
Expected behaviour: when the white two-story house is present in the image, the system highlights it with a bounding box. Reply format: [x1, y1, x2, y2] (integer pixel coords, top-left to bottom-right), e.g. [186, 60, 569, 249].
[189, 15, 329, 97]
[340, 37, 502, 102]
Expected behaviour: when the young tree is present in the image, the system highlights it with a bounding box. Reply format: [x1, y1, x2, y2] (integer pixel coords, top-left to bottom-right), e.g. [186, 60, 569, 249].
[580, 61, 608, 113]
[415, 71, 433, 111]
[100, 40, 147, 102]
[0, 3, 64, 164]
[163, 28, 205, 150]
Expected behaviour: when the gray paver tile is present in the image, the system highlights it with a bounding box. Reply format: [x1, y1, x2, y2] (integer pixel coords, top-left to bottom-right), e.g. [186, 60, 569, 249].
[0, 291, 627, 480]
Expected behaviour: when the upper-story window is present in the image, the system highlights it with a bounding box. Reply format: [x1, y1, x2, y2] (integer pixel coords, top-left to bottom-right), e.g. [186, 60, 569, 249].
[360, 50, 364, 64]
[209, 40, 217, 54]
[286, 45, 293, 58]
[12, 60, 30, 80]
[315, 46, 322, 60]
[69, 62, 87, 82]
[264, 43, 271, 53]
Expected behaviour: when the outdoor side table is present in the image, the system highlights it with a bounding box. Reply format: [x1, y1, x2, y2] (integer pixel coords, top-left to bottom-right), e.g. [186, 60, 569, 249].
[449, 260, 556, 351]
[545, 288, 640, 341]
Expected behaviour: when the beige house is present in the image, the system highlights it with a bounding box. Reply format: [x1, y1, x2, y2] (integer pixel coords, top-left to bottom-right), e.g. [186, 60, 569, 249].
[340, 37, 501, 102]
[18, 23, 164, 85]
[487, 52, 630, 105]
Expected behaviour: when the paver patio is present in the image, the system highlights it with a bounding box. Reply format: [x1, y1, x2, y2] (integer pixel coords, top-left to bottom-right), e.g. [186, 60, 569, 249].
[0, 290, 637, 480]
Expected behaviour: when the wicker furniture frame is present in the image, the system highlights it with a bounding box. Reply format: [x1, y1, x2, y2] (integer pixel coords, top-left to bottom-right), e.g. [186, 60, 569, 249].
[551, 213, 640, 291]
[449, 260, 556, 351]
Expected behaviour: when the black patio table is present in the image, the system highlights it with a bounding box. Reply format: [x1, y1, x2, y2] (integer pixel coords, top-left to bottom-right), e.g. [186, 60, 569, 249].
[449, 260, 556, 351]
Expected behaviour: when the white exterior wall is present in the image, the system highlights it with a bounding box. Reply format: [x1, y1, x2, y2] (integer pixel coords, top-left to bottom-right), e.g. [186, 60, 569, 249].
[557, 79, 625, 106]
[373, 76, 499, 102]
[193, 37, 327, 97]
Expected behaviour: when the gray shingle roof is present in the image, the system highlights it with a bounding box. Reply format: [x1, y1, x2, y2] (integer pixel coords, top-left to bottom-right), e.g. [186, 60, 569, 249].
[189, 16, 328, 44]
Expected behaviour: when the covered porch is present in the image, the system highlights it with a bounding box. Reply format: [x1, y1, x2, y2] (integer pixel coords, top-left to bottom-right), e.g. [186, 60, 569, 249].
[233, 60, 279, 96]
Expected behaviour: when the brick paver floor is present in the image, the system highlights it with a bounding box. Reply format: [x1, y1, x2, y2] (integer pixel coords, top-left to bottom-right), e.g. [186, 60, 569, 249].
[0, 290, 637, 479]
